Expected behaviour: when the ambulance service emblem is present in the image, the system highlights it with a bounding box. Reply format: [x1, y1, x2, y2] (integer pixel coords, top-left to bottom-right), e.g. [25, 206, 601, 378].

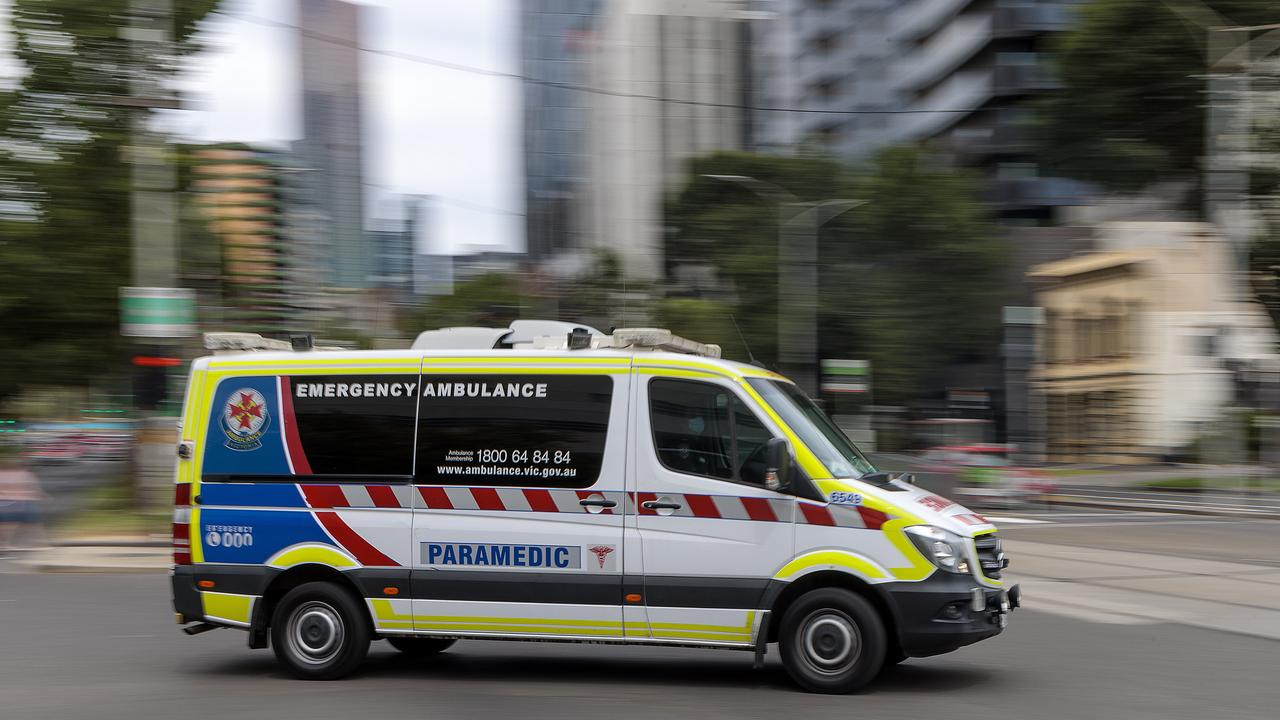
[222, 388, 269, 451]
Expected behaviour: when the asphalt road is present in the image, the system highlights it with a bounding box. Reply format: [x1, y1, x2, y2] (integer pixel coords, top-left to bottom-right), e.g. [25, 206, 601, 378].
[4, 511, 1280, 720]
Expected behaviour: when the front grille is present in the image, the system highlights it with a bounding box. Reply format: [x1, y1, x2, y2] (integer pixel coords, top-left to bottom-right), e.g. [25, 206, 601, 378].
[974, 534, 1006, 579]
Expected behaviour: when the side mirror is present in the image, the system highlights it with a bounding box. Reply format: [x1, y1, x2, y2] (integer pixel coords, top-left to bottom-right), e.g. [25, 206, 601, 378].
[764, 437, 791, 492]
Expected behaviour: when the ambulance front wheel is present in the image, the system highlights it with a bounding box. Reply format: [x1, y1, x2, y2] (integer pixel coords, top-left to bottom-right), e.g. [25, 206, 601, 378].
[779, 588, 886, 694]
[386, 636, 457, 656]
[271, 582, 371, 680]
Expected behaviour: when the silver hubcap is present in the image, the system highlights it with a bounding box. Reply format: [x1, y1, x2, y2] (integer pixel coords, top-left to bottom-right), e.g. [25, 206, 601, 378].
[800, 610, 861, 676]
[288, 601, 344, 665]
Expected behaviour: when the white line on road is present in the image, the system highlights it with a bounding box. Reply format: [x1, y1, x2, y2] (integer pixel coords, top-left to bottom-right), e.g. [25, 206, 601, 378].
[1005, 518, 1273, 530]
[985, 516, 1054, 525]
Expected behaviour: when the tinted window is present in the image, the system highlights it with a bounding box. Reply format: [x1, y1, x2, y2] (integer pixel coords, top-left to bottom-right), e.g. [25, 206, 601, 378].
[288, 375, 418, 476]
[649, 379, 773, 486]
[416, 375, 613, 488]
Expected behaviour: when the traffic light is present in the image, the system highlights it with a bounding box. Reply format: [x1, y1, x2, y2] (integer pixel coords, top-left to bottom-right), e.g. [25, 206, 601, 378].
[133, 365, 168, 410]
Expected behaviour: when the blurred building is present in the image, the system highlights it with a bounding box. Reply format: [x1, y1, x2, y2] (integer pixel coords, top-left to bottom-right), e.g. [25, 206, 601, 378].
[192, 146, 289, 330]
[453, 249, 524, 283]
[296, 0, 369, 289]
[583, 0, 751, 280]
[1029, 222, 1280, 463]
[890, 0, 1088, 221]
[749, 0, 899, 156]
[521, 0, 602, 261]
[368, 196, 430, 298]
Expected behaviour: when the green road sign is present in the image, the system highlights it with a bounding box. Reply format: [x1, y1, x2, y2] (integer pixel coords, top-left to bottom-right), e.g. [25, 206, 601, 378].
[120, 287, 195, 338]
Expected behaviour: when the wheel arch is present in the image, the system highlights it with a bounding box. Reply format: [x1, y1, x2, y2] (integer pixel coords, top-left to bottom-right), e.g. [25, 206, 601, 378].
[764, 570, 902, 658]
[249, 564, 371, 648]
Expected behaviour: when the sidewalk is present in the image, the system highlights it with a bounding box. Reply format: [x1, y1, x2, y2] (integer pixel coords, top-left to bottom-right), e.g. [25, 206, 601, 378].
[1005, 538, 1280, 642]
[12, 536, 170, 573]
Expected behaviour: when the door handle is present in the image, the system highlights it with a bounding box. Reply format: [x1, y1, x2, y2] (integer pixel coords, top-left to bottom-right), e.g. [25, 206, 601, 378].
[642, 501, 682, 510]
[579, 498, 617, 508]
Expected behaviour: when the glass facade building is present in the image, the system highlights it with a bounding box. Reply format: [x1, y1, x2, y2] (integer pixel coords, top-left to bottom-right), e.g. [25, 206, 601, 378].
[521, 0, 602, 261]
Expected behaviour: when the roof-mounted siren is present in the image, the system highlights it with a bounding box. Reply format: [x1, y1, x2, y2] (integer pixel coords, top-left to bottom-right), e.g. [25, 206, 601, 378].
[204, 332, 293, 354]
[203, 332, 339, 354]
[411, 321, 605, 351]
[609, 328, 722, 359]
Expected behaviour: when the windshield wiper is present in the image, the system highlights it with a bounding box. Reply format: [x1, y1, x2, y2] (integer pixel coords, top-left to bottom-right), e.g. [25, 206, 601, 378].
[857, 471, 914, 491]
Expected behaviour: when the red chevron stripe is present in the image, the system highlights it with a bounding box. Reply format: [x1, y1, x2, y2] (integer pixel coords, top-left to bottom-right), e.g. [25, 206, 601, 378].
[418, 486, 453, 510]
[471, 487, 504, 511]
[857, 506, 890, 530]
[366, 485, 401, 509]
[799, 502, 836, 526]
[522, 488, 558, 512]
[301, 484, 347, 509]
[683, 494, 721, 518]
[740, 497, 778, 522]
[315, 511, 398, 566]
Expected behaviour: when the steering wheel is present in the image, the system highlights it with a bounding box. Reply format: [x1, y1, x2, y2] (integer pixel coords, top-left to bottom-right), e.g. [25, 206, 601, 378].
[739, 443, 770, 486]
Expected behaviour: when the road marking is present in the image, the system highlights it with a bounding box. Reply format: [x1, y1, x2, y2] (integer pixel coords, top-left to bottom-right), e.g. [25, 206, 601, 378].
[985, 516, 1053, 525]
[107, 634, 155, 639]
[1006, 518, 1261, 530]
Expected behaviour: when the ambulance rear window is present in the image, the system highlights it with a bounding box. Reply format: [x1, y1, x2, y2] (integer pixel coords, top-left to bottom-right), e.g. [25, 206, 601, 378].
[415, 375, 613, 488]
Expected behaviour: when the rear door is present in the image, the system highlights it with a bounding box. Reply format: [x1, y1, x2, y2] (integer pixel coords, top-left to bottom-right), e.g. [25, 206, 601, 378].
[408, 369, 629, 639]
[194, 366, 420, 625]
[629, 374, 795, 646]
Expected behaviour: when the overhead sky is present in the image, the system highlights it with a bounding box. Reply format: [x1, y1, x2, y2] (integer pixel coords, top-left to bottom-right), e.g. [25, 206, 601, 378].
[1, 0, 524, 255]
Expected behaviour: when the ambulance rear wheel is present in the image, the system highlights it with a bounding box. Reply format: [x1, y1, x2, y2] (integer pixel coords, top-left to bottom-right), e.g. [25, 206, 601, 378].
[271, 582, 370, 680]
[779, 588, 886, 694]
[386, 636, 456, 656]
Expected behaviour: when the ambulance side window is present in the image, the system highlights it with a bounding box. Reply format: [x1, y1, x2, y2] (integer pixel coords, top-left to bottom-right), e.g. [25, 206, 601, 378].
[415, 374, 613, 489]
[287, 375, 418, 477]
[648, 378, 773, 487]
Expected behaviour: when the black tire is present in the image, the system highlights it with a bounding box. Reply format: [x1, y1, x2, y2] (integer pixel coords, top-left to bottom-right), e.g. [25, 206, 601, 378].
[386, 636, 456, 657]
[270, 582, 371, 680]
[778, 588, 886, 694]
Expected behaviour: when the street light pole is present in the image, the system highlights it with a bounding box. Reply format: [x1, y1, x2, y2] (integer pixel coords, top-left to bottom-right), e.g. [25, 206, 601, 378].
[703, 175, 864, 396]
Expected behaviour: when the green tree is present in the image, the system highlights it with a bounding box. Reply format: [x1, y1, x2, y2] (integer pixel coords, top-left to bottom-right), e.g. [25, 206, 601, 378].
[666, 151, 846, 367]
[399, 273, 526, 334]
[665, 147, 1008, 405]
[0, 0, 219, 402]
[1038, 0, 1279, 193]
[652, 297, 742, 361]
[836, 147, 1009, 405]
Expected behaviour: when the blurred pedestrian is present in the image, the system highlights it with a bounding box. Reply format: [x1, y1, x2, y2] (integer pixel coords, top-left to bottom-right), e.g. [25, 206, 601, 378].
[0, 445, 48, 555]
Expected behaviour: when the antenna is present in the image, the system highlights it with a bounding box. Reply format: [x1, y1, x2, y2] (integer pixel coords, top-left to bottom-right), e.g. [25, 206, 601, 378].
[729, 313, 763, 367]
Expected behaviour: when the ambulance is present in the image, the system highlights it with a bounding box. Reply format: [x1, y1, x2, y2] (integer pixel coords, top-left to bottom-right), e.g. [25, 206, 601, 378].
[171, 321, 1017, 693]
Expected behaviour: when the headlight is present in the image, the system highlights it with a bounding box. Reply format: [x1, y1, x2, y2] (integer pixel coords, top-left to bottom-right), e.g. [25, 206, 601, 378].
[905, 526, 971, 574]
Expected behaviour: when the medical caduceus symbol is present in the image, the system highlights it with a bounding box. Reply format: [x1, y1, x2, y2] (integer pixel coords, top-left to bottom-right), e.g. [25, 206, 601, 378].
[588, 545, 615, 569]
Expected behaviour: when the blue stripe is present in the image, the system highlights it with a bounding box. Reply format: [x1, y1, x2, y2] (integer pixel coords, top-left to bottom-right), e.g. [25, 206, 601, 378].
[198, 482, 307, 508]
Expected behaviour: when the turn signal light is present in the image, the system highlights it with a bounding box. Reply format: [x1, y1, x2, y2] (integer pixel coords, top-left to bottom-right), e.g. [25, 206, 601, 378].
[383, 587, 400, 596]
[625, 593, 642, 603]
[197, 580, 215, 589]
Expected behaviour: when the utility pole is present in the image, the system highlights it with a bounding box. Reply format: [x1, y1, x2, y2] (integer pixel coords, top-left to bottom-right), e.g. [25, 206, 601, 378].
[703, 174, 864, 396]
[124, 0, 179, 290]
[1164, 2, 1280, 275]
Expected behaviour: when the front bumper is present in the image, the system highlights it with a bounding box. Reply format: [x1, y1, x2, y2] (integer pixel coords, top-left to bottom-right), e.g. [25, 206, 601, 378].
[880, 573, 1019, 658]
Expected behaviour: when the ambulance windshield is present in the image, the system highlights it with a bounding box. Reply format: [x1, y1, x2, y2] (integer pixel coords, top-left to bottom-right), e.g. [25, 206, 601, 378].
[747, 379, 876, 480]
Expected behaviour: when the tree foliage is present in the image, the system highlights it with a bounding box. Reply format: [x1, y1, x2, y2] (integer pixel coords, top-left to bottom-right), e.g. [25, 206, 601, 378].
[0, 0, 219, 401]
[1038, 0, 1280, 193]
[399, 272, 527, 333]
[665, 147, 1008, 405]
